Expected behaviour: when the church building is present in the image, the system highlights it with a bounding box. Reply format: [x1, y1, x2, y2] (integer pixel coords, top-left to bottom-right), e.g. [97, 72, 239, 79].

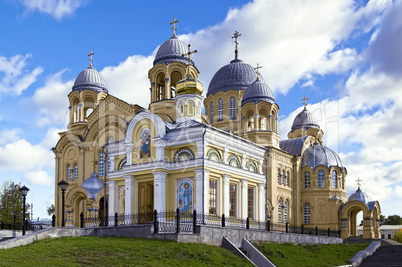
[53, 20, 381, 239]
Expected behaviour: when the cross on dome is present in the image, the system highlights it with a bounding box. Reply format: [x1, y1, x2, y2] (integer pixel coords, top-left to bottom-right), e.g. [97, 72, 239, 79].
[182, 44, 197, 74]
[232, 31, 241, 59]
[301, 96, 309, 110]
[254, 63, 262, 80]
[170, 17, 179, 37]
[88, 50, 94, 67]
[356, 177, 362, 188]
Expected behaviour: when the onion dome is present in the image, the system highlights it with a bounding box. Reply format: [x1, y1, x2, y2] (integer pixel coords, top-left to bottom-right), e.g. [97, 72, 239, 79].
[291, 108, 320, 131]
[81, 171, 104, 199]
[72, 67, 108, 93]
[176, 73, 203, 95]
[153, 36, 191, 66]
[302, 142, 343, 170]
[241, 79, 275, 106]
[348, 188, 372, 204]
[207, 58, 257, 96]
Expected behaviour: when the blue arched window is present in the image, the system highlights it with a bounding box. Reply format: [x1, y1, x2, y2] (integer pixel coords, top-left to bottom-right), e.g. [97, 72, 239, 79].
[210, 101, 214, 123]
[332, 170, 337, 188]
[99, 151, 105, 176]
[74, 164, 78, 180]
[284, 200, 288, 223]
[318, 169, 325, 188]
[286, 171, 290, 187]
[229, 97, 236, 119]
[277, 169, 281, 184]
[304, 171, 310, 188]
[282, 170, 286, 185]
[278, 198, 282, 222]
[67, 165, 72, 181]
[218, 98, 223, 121]
[304, 203, 311, 224]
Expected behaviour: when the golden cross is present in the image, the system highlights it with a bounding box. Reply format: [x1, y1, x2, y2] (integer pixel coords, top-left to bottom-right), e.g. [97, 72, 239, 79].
[170, 17, 179, 37]
[232, 31, 241, 59]
[254, 63, 262, 79]
[356, 177, 362, 188]
[88, 50, 94, 67]
[301, 96, 309, 110]
[182, 44, 197, 68]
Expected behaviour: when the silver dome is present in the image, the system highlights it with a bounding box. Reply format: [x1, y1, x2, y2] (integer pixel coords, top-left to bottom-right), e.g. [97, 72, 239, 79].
[302, 142, 343, 170]
[207, 58, 257, 96]
[241, 79, 275, 106]
[291, 109, 320, 131]
[72, 67, 108, 93]
[81, 171, 104, 199]
[153, 36, 191, 66]
[348, 188, 372, 204]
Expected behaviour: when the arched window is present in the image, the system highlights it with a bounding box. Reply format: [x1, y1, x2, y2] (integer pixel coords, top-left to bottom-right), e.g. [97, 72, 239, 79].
[318, 169, 325, 188]
[278, 199, 282, 222]
[284, 200, 288, 223]
[74, 164, 78, 180]
[218, 98, 223, 121]
[282, 170, 286, 185]
[229, 97, 236, 119]
[277, 169, 281, 184]
[188, 101, 194, 115]
[304, 203, 311, 224]
[67, 165, 72, 181]
[304, 171, 310, 188]
[286, 171, 290, 187]
[210, 101, 214, 123]
[99, 151, 105, 175]
[332, 170, 337, 188]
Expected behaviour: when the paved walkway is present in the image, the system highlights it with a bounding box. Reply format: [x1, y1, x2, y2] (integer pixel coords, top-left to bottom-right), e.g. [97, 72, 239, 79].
[360, 239, 402, 267]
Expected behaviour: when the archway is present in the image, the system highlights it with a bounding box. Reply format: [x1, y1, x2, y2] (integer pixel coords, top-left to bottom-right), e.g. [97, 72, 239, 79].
[73, 194, 87, 227]
[99, 197, 108, 226]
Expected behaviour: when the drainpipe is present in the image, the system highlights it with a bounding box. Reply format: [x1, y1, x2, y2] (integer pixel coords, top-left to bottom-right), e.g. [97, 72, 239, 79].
[265, 149, 270, 223]
[293, 156, 298, 227]
[51, 148, 59, 226]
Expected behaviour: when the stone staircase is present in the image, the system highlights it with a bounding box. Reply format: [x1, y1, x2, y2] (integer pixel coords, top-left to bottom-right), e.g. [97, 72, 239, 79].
[360, 240, 402, 267]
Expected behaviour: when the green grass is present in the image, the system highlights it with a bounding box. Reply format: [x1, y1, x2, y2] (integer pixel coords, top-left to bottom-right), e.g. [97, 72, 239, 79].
[0, 236, 253, 267]
[253, 242, 368, 267]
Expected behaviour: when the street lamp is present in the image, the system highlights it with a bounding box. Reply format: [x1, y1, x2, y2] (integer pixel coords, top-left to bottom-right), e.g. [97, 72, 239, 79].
[58, 180, 69, 227]
[19, 185, 29, 235]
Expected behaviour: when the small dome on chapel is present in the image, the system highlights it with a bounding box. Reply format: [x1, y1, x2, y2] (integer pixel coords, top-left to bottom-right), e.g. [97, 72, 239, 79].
[241, 78, 275, 106]
[348, 188, 372, 204]
[291, 108, 320, 131]
[72, 66, 108, 93]
[153, 36, 191, 66]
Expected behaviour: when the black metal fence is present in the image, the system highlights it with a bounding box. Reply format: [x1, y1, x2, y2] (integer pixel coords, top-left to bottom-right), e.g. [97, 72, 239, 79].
[1, 216, 55, 232]
[81, 209, 340, 238]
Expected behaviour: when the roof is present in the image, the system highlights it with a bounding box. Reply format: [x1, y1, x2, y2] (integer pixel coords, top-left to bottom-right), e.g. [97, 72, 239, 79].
[291, 108, 320, 131]
[301, 142, 343, 170]
[348, 187, 372, 204]
[81, 171, 104, 199]
[72, 67, 108, 93]
[279, 136, 308, 156]
[241, 79, 275, 106]
[153, 36, 191, 66]
[207, 58, 257, 96]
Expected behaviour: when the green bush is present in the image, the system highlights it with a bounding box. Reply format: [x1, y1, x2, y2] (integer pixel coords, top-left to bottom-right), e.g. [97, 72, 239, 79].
[393, 231, 402, 243]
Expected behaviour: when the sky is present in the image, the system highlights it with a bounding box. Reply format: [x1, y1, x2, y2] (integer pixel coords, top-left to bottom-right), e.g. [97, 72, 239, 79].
[0, 0, 401, 220]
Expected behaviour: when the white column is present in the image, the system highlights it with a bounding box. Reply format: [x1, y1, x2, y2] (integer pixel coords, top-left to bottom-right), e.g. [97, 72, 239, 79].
[153, 138, 166, 161]
[194, 168, 209, 215]
[258, 158, 264, 174]
[222, 174, 231, 217]
[108, 156, 115, 172]
[125, 143, 134, 165]
[153, 171, 167, 212]
[258, 183, 266, 222]
[222, 148, 229, 164]
[107, 181, 116, 226]
[124, 175, 134, 216]
[241, 179, 248, 220]
[241, 153, 247, 169]
[196, 140, 207, 159]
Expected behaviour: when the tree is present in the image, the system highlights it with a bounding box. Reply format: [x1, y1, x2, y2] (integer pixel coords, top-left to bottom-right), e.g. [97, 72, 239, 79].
[47, 204, 55, 216]
[383, 215, 402, 225]
[0, 180, 30, 226]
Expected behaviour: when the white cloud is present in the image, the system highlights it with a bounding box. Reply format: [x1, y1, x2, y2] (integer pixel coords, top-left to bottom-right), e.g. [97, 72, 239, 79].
[20, 0, 86, 20]
[0, 129, 21, 145]
[0, 54, 43, 97]
[24, 170, 53, 186]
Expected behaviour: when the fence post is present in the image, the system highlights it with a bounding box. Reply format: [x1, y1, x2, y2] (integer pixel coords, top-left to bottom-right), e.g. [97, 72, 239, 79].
[246, 217, 250, 229]
[176, 208, 180, 233]
[339, 229, 341, 237]
[315, 226, 318, 235]
[80, 212, 84, 228]
[267, 220, 270, 231]
[1, 221, 3, 229]
[301, 224, 304, 234]
[222, 214, 225, 227]
[52, 215, 55, 227]
[153, 210, 158, 233]
[286, 222, 288, 233]
[193, 210, 197, 234]
[114, 212, 118, 227]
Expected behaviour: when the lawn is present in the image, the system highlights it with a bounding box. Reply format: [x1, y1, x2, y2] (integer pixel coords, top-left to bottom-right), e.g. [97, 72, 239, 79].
[253, 242, 368, 267]
[0, 236, 252, 267]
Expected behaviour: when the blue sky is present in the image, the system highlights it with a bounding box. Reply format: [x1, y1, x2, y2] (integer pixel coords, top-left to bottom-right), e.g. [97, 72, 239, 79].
[0, 0, 401, 220]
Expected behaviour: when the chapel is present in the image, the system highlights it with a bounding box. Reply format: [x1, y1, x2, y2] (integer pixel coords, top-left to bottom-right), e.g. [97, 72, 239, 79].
[53, 20, 381, 239]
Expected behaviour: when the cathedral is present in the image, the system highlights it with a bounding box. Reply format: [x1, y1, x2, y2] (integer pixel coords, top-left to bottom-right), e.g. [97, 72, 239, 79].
[53, 20, 381, 239]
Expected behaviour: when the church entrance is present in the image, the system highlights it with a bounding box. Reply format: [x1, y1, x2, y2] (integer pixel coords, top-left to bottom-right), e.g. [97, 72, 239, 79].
[138, 182, 154, 223]
[99, 197, 108, 226]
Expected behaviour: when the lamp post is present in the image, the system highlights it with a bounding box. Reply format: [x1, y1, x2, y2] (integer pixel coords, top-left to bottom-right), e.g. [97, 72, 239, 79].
[58, 180, 69, 227]
[19, 186, 29, 235]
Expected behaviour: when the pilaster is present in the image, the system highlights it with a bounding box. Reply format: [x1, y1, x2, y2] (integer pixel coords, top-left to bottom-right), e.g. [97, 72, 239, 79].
[258, 183, 266, 222]
[153, 171, 168, 212]
[241, 179, 248, 220]
[124, 175, 134, 216]
[222, 174, 231, 216]
[107, 181, 116, 226]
